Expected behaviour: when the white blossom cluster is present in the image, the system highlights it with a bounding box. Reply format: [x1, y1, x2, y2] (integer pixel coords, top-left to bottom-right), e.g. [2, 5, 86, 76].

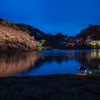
[0, 25, 37, 50]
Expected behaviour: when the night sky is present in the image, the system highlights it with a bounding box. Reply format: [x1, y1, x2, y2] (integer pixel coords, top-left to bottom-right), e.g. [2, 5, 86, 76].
[0, 0, 100, 36]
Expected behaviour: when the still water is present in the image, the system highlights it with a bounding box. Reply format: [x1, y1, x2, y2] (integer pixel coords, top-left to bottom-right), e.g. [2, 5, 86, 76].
[0, 49, 100, 77]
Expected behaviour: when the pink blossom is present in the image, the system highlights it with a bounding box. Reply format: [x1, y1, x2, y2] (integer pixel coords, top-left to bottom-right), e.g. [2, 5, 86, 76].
[0, 25, 37, 50]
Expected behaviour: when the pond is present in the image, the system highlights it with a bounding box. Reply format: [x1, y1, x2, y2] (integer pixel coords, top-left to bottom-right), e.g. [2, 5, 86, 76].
[0, 49, 100, 77]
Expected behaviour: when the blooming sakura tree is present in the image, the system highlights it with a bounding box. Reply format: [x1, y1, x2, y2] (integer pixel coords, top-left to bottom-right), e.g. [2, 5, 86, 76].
[0, 25, 37, 50]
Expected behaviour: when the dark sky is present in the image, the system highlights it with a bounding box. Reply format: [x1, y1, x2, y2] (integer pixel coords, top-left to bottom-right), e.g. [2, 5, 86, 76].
[0, 0, 100, 36]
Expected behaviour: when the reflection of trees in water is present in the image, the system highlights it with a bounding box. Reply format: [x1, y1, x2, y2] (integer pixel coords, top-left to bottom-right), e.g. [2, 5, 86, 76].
[0, 52, 37, 77]
[35, 50, 100, 70]
[1, 50, 97, 77]
[35, 53, 68, 68]
[46, 56, 68, 63]
[35, 53, 45, 68]
[2, 50, 100, 77]
[43, 53, 68, 63]
[74, 50, 100, 69]
[65, 50, 100, 69]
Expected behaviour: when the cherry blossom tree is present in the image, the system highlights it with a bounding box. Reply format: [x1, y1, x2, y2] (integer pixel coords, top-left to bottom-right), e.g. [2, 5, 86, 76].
[0, 25, 37, 50]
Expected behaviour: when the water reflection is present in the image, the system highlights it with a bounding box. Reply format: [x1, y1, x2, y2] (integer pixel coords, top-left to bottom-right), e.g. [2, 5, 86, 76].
[75, 49, 100, 69]
[0, 49, 100, 77]
[36, 49, 100, 73]
[0, 52, 37, 77]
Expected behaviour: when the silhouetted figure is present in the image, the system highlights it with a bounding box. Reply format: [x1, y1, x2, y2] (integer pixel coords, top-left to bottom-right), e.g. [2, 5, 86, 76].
[78, 66, 87, 74]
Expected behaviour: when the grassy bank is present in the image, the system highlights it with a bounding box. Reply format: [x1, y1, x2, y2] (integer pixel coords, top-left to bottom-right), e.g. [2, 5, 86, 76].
[0, 73, 100, 100]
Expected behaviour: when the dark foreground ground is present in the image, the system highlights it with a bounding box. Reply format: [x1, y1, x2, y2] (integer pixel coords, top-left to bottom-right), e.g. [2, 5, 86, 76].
[0, 74, 100, 100]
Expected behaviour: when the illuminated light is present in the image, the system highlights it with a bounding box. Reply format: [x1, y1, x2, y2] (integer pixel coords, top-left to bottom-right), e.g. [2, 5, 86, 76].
[93, 51, 96, 58]
[89, 71, 93, 74]
[76, 73, 87, 76]
[99, 52, 100, 58]
[89, 72, 91, 74]
[91, 52, 94, 58]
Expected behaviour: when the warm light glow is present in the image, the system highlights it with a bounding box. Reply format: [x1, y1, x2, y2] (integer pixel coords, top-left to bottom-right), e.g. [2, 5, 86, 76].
[76, 73, 87, 76]
[90, 50, 100, 58]
[89, 71, 92, 74]
[90, 40, 100, 46]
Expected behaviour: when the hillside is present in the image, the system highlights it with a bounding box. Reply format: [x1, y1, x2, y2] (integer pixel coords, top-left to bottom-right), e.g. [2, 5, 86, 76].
[1, 18, 100, 49]
[76, 24, 100, 40]
[0, 18, 45, 40]
[0, 18, 67, 48]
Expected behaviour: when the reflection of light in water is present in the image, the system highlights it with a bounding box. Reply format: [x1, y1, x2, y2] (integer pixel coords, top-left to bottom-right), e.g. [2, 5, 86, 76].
[86, 52, 91, 61]
[90, 50, 100, 58]
[93, 51, 96, 58]
[0, 52, 37, 77]
[66, 53, 75, 59]
[1, 50, 100, 77]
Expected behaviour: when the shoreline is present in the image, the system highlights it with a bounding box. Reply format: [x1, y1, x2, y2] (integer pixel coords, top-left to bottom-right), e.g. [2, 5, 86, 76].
[0, 47, 100, 53]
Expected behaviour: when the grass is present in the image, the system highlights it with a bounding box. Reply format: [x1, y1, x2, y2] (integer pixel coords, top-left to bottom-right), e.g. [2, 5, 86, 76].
[69, 74, 80, 80]
[23, 87, 52, 99]
[88, 84, 100, 94]
[60, 87, 81, 95]
[0, 74, 100, 100]
[0, 88, 19, 100]
[68, 80, 81, 86]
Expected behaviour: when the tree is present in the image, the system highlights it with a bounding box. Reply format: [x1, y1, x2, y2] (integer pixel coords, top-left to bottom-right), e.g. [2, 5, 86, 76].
[2, 21, 7, 26]
[88, 24, 93, 28]
[19, 24, 30, 33]
[0, 18, 4, 24]
[12, 24, 20, 30]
